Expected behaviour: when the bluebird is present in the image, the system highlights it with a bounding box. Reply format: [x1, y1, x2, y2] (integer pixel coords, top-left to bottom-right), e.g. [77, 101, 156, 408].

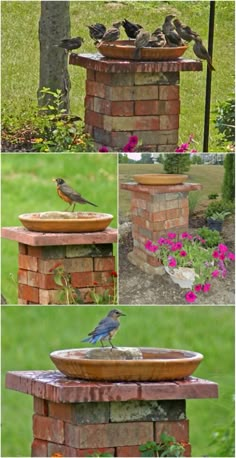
[81, 309, 126, 348]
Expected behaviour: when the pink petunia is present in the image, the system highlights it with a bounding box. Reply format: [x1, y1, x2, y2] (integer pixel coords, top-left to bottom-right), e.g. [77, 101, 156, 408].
[123, 143, 135, 152]
[168, 257, 177, 268]
[157, 237, 166, 245]
[180, 250, 187, 257]
[145, 240, 153, 251]
[98, 146, 109, 152]
[212, 250, 219, 258]
[203, 283, 211, 293]
[167, 232, 177, 239]
[128, 135, 139, 147]
[211, 270, 220, 278]
[218, 243, 228, 254]
[194, 284, 202, 292]
[219, 253, 226, 261]
[185, 291, 197, 303]
[175, 242, 183, 250]
[227, 252, 235, 261]
[181, 232, 192, 240]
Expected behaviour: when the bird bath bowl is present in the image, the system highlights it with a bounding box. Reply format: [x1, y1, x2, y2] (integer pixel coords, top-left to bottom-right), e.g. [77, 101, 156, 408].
[18, 211, 113, 233]
[50, 347, 203, 381]
[133, 174, 188, 185]
[97, 40, 188, 61]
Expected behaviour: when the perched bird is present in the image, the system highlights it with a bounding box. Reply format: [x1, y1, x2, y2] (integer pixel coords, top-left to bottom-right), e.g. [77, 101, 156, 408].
[173, 18, 198, 42]
[122, 18, 143, 39]
[55, 36, 84, 52]
[162, 15, 184, 47]
[53, 178, 97, 211]
[149, 28, 166, 47]
[87, 23, 106, 41]
[81, 309, 126, 348]
[193, 36, 215, 70]
[100, 22, 122, 43]
[134, 29, 151, 58]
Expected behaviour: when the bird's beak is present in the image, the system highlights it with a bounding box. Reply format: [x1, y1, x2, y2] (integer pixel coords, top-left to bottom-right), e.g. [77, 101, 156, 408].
[119, 312, 126, 316]
[52, 178, 56, 182]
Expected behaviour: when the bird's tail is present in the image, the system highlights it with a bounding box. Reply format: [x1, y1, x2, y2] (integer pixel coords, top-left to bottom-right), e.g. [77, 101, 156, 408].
[81, 334, 106, 344]
[85, 200, 98, 207]
[134, 48, 141, 60]
[207, 60, 215, 71]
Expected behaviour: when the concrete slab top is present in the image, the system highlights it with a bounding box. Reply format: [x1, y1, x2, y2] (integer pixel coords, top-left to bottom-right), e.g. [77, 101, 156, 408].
[70, 53, 203, 73]
[120, 182, 202, 194]
[1, 227, 118, 246]
[6, 370, 218, 403]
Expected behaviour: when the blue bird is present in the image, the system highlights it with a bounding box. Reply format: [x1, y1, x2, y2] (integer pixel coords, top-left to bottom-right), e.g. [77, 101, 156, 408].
[81, 308, 126, 348]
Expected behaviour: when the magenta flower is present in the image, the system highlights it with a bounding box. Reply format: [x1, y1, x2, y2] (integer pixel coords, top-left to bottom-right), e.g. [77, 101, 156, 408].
[168, 256, 177, 268]
[203, 283, 211, 293]
[185, 291, 197, 303]
[175, 242, 183, 250]
[227, 252, 235, 261]
[212, 250, 219, 258]
[180, 250, 187, 257]
[123, 143, 135, 152]
[218, 243, 228, 253]
[211, 269, 220, 278]
[157, 237, 166, 245]
[219, 253, 226, 261]
[98, 146, 109, 152]
[128, 135, 138, 147]
[167, 232, 177, 239]
[194, 284, 202, 292]
[150, 244, 158, 253]
[181, 232, 192, 240]
[145, 240, 153, 251]
[190, 149, 197, 153]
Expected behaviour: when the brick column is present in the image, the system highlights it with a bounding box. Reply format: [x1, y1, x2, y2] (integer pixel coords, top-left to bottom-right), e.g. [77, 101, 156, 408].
[1, 227, 117, 305]
[6, 371, 218, 457]
[69, 53, 202, 152]
[120, 182, 202, 275]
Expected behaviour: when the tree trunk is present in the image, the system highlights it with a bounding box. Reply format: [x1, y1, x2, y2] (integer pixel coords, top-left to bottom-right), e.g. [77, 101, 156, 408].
[37, 1, 71, 112]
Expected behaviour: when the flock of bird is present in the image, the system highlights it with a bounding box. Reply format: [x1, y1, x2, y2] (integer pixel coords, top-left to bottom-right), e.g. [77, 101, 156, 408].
[56, 15, 215, 70]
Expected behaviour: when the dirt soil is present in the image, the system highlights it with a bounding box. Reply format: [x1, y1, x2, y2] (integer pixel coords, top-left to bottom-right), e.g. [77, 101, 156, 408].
[119, 215, 235, 305]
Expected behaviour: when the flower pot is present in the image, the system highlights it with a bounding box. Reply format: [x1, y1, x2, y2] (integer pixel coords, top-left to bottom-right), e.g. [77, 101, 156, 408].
[165, 266, 196, 289]
[207, 217, 223, 232]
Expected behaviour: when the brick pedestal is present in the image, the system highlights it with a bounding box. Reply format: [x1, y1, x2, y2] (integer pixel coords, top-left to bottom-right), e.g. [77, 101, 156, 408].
[6, 370, 218, 457]
[1, 227, 117, 305]
[120, 182, 202, 274]
[69, 53, 202, 151]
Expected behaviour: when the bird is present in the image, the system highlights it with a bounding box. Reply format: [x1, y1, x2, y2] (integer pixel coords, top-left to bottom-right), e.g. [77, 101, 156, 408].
[173, 18, 198, 42]
[81, 309, 126, 348]
[122, 18, 143, 39]
[134, 29, 151, 59]
[53, 178, 97, 211]
[162, 15, 184, 47]
[100, 22, 122, 43]
[55, 36, 84, 52]
[193, 36, 215, 70]
[149, 28, 166, 47]
[87, 23, 106, 41]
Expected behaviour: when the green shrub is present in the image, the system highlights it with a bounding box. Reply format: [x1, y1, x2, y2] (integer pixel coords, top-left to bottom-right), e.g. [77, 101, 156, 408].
[163, 154, 191, 174]
[222, 154, 235, 201]
[214, 94, 235, 144]
[205, 200, 234, 218]
[189, 191, 201, 215]
[196, 227, 221, 248]
[208, 193, 219, 200]
[208, 419, 235, 457]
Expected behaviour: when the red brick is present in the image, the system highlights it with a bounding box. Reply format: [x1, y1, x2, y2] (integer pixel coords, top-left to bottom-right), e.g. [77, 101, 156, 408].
[18, 254, 38, 272]
[164, 100, 181, 114]
[71, 271, 93, 288]
[65, 258, 93, 273]
[18, 269, 28, 285]
[85, 123, 94, 136]
[95, 284, 114, 300]
[85, 110, 104, 129]
[19, 243, 27, 254]
[94, 97, 111, 115]
[135, 85, 159, 100]
[111, 101, 134, 116]
[28, 271, 58, 289]
[94, 271, 115, 285]
[48, 442, 77, 457]
[106, 86, 135, 101]
[85, 95, 94, 111]
[39, 289, 60, 305]
[49, 402, 73, 422]
[116, 445, 141, 457]
[18, 284, 39, 303]
[183, 443, 191, 457]
[166, 208, 180, 219]
[37, 258, 64, 274]
[159, 85, 179, 100]
[31, 438, 48, 457]
[147, 255, 161, 267]
[18, 297, 28, 304]
[79, 287, 94, 303]
[160, 115, 179, 130]
[155, 420, 189, 443]
[87, 69, 96, 81]
[135, 100, 159, 115]
[27, 246, 43, 257]
[86, 80, 105, 98]
[34, 397, 48, 416]
[33, 414, 64, 443]
[96, 71, 112, 84]
[94, 256, 115, 271]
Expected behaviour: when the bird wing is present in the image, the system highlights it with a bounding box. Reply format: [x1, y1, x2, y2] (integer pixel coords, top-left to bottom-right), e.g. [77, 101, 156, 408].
[60, 183, 83, 200]
[89, 317, 119, 337]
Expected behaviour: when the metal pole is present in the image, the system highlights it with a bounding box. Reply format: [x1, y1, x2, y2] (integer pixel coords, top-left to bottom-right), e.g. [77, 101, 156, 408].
[203, 1, 215, 152]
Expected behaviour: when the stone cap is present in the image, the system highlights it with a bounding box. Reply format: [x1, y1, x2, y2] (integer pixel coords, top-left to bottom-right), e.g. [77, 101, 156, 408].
[1, 227, 118, 246]
[6, 370, 218, 403]
[70, 53, 203, 73]
[120, 182, 202, 194]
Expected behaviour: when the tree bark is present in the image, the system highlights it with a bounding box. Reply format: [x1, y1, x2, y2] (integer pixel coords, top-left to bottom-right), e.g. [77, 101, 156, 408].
[37, 1, 71, 112]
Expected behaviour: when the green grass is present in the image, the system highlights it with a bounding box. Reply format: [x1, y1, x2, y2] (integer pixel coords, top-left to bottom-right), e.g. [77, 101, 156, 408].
[119, 162, 224, 216]
[2, 305, 234, 457]
[1, 1, 235, 151]
[1, 154, 117, 304]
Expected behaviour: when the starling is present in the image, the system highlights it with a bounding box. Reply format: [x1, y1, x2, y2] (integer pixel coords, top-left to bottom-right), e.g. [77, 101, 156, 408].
[193, 36, 215, 70]
[55, 36, 84, 51]
[87, 23, 106, 41]
[100, 22, 122, 43]
[134, 29, 151, 59]
[173, 19, 198, 42]
[162, 15, 184, 47]
[149, 28, 166, 47]
[122, 18, 143, 39]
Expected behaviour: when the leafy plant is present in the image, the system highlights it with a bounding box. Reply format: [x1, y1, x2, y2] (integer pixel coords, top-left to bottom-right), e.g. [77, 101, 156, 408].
[50, 263, 82, 304]
[188, 191, 201, 215]
[139, 433, 185, 457]
[222, 154, 235, 201]
[196, 227, 221, 248]
[163, 154, 191, 174]
[90, 271, 117, 305]
[205, 200, 234, 218]
[208, 193, 219, 200]
[208, 419, 235, 457]
[214, 94, 235, 145]
[208, 211, 232, 222]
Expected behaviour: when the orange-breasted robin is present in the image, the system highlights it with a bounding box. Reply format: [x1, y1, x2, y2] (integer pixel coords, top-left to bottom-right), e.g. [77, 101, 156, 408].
[53, 178, 98, 211]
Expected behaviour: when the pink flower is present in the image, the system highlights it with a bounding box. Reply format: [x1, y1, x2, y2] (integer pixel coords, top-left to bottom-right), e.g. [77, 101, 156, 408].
[219, 253, 226, 261]
[211, 270, 220, 278]
[175, 242, 183, 250]
[227, 252, 235, 261]
[218, 243, 228, 253]
[123, 143, 135, 152]
[194, 284, 202, 292]
[157, 237, 166, 245]
[168, 257, 177, 268]
[167, 232, 177, 239]
[98, 146, 109, 152]
[181, 232, 192, 240]
[185, 291, 197, 303]
[212, 250, 219, 258]
[145, 240, 153, 251]
[150, 244, 158, 253]
[128, 135, 138, 147]
[190, 149, 198, 153]
[180, 250, 187, 257]
[203, 283, 211, 293]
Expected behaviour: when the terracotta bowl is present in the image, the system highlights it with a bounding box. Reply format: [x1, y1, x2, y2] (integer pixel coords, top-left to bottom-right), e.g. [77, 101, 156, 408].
[133, 174, 188, 185]
[19, 211, 113, 233]
[98, 40, 188, 61]
[50, 347, 203, 381]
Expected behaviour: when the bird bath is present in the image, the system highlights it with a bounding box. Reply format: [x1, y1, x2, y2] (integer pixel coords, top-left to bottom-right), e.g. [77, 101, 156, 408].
[18, 211, 113, 233]
[50, 347, 203, 382]
[97, 40, 188, 60]
[133, 174, 188, 185]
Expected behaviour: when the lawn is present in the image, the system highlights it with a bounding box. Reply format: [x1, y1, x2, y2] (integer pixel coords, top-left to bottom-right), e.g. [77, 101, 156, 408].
[1, 1, 235, 151]
[2, 305, 234, 457]
[119, 162, 224, 217]
[1, 154, 118, 304]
